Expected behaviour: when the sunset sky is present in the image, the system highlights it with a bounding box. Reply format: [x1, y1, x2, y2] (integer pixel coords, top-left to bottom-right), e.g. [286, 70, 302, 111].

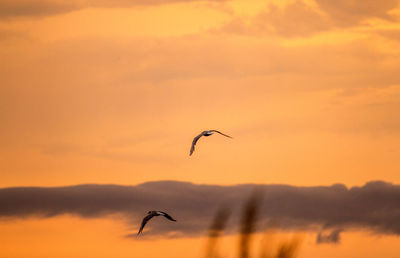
[1, 0, 400, 257]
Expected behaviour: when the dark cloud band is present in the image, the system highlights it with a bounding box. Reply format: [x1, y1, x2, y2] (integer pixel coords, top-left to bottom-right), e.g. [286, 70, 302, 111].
[1, 180, 400, 237]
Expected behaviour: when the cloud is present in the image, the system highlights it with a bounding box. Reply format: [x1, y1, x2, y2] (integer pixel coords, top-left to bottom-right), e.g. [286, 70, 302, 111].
[316, 228, 342, 244]
[315, 0, 400, 26]
[18, 36, 400, 85]
[1, 180, 400, 238]
[257, 1, 331, 37]
[0, 0, 227, 18]
[0, 0, 79, 18]
[217, 0, 400, 37]
[218, 1, 331, 37]
[377, 28, 400, 41]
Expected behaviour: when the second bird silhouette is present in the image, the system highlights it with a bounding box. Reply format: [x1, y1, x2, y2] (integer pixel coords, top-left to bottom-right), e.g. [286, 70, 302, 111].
[190, 130, 233, 156]
[137, 211, 176, 235]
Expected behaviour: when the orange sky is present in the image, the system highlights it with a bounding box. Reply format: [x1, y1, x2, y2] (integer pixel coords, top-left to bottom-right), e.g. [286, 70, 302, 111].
[1, 0, 400, 257]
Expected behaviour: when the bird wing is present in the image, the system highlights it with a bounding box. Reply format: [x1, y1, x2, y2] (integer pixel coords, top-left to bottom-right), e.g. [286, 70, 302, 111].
[159, 211, 177, 221]
[137, 214, 154, 235]
[210, 130, 233, 138]
[190, 133, 203, 156]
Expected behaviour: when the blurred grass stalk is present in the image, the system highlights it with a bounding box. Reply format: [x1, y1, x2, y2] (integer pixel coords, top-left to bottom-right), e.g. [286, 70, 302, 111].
[205, 191, 301, 258]
[205, 207, 230, 258]
[239, 191, 261, 258]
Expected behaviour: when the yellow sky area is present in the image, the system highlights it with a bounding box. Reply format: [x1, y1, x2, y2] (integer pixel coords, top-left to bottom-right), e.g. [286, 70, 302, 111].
[0, 1, 303, 46]
[1, 216, 400, 258]
[0, 0, 276, 42]
[0, 0, 397, 43]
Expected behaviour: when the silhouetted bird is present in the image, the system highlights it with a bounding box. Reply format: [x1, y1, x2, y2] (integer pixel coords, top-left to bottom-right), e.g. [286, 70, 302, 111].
[137, 211, 176, 235]
[190, 130, 232, 156]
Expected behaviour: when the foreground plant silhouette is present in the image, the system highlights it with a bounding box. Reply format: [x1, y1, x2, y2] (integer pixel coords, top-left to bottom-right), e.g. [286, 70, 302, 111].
[205, 207, 231, 258]
[205, 192, 301, 258]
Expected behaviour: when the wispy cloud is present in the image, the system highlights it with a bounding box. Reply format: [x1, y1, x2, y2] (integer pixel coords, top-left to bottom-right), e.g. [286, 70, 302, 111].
[315, 0, 400, 26]
[217, 0, 400, 37]
[0, 0, 228, 19]
[216, 1, 330, 37]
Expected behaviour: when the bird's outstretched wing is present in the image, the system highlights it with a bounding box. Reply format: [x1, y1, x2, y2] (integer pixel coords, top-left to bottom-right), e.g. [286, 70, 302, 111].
[210, 130, 233, 138]
[159, 211, 177, 221]
[190, 133, 203, 156]
[137, 214, 154, 235]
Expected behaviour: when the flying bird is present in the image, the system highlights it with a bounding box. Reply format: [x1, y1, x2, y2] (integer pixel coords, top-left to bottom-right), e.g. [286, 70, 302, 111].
[190, 130, 233, 156]
[137, 211, 176, 235]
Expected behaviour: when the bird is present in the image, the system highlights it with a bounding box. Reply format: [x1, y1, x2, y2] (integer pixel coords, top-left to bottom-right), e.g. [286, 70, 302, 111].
[137, 211, 176, 235]
[190, 130, 232, 156]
